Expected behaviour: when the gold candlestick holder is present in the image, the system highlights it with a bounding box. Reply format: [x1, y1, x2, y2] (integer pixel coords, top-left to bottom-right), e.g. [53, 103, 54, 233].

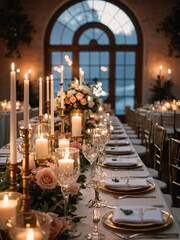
[49, 135, 55, 163]
[46, 101, 50, 116]
[59, 108, 65, 137]
[20, 128, 31, 213]
[9, 163, 18, 191]
[39, 115, 43, 123]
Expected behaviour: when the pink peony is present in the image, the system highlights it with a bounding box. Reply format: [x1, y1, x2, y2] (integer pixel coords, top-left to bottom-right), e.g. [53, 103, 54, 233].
[70, 140, 82, 150]
[70, 96, 76, 103]
[35, 168, 57, 190]
[68, 182, 80, 196]
[47, 212, 66, 239]
[80, 98, 87, 105]
[76, 92, 84, 100]
[65, 98, 71, 104]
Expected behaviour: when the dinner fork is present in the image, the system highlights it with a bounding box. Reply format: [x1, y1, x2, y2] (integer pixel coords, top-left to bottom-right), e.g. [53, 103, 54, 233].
[112, 194, 156, 199]
[111, 231, 179, 239]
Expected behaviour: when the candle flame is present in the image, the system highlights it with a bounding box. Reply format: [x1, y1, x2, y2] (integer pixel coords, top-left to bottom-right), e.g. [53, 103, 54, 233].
[17, 68, 20, 73]
[160, 65, 162, 70]
[99, 106, 103, 111]
[75, 80, 78, 85]
[168, 69, 171, 74]
[25, 73, 28, 80]
[79, 67, 82, 72]
[40, 133, 44, 139]
[11, 63, 15, 71]
[39, 77, 42, 83]
[61, 65, 64, 71]
[3, 194, 8, 204]
[27, 229, 34, 240]
[76, 113, 79, 117]
[46, 76, 49, 81]
[28, 69, 31, 74]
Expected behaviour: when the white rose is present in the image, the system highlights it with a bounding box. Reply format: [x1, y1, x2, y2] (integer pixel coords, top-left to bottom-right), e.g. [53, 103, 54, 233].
[88, 100, 95, 108]
[67, 90, 76, 98]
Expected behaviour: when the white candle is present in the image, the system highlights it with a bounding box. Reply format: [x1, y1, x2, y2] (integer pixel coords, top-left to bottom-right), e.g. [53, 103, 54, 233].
[58, 158, 74, 176]
[16, 228, 44, 240]
[28, 69, 31, 81]
[159, 65, 162, 77]
[82, 70, 84, 83]
[0, 194, 17, 230]
[10, 62, 17, 164]
[61, 66, 64, 84]
[35, 134, 49, 159]
[46, 77, 49, 102]
[60, 85, 64, 108]
[24, 73, 29, 129]
[50, 75, 54, 135]
[79, 68, 82, 85]
[168, 69, 171, 80]
[59, 139, 69, 149]
[39, 77, 42, 116]
[72, 113, 81, 136]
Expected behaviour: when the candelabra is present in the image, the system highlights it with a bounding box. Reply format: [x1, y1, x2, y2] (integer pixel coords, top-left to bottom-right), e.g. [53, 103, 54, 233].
[59, 108, 65, 137]
[39, 115, 43, 123]
[9, 163, 18, 191]
[20, 128, 31, 212]
[46, 100, 50, 116]
[49, 135, 55, 163]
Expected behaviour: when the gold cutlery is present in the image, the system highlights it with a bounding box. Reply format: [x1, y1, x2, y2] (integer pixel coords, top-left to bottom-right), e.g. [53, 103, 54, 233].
[112, 194, 156, 199]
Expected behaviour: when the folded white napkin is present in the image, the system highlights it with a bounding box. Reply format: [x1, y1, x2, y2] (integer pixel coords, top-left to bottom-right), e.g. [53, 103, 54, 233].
[108, 139, 129, 146]
[105, 178, 149, 189]
[113, 129, 124, 134]
[0, 148, 10, 155]
[104, 157, 138, 166]
[106, 146, 132, 153]
[112, 206, 164, 224]
[111, 133, 127, 139]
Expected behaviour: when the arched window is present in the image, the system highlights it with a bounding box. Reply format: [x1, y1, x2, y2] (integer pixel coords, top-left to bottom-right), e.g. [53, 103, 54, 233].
[45, 0, 143, 116]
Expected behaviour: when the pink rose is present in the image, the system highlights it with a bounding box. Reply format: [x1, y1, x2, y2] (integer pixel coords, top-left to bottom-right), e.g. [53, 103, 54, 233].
[68, 182, 80, 196]
[31, 166, 43, 175]
[70, 96, 76, 103]
[70, 140, 82, 150]
[80, 98, 87, 105]
[65, 98, 71, 104]
[76, 92, 84, 100]
[35, 168, 57, 190]
[47, 212, 66, 239]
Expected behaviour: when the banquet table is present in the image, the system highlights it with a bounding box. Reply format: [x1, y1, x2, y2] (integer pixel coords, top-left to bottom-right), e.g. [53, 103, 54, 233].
[75, 116, 180, 240]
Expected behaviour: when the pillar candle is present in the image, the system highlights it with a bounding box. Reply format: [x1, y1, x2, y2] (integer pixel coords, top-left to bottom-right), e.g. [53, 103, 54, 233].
[58, 158, 74, 176]
[50, 75, 54, 135]
[46, 77, 49, 102]
[59, 139, 69, 149]
[168, 69, 171, 80]
[61, 66, 63, 84]
[24, 73, 29, 129]
[0, 194, 17, 230]
[10, 63, 17, 164]
[16, 229, 44, 240]
[35, 134, 49, 159]
[39, 77, 42, 116]
[72, 114, 81, 136]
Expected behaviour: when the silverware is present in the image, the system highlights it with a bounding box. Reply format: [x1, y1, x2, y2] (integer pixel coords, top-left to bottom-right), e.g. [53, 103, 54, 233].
[111, 231, 179, 239]
[112, 194, 156, 199]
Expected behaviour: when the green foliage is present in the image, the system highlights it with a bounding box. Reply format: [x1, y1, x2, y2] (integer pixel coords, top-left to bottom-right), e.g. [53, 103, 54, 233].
[157, 1, 180, 57]
[0, 0, 35, 58]
[149, 78, 176, 103]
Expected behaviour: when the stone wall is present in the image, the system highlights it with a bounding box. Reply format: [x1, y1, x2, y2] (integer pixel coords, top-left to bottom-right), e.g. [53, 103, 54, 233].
[0, 0, 179, 105]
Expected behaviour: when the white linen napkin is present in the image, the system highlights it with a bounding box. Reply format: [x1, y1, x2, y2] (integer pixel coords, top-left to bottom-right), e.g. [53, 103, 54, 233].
[111, 133, 127, 139]
[108, 139, 129, 146]
[0, 152, 22, 164]
[112, 206, 164, 224]
[104, 157, 138, 166]
[105, 178, 149, 189]
[113, 129, 124, 134]
[0, 148, 10, 155]
[106, 146, 133, 153]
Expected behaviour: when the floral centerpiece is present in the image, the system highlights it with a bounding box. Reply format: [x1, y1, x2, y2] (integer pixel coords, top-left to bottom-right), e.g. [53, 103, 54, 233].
[56, 82, 99, 115]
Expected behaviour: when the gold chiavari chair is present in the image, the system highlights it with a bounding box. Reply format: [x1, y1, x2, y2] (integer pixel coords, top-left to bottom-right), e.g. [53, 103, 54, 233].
[168, 137, 180, 224]
[161, 111, 175, 137]
[144, 117, 152, 166]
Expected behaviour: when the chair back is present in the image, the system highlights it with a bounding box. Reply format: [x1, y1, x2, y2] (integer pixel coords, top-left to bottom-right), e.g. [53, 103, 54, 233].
[161, 111, 175, 136]
[168, 138, 180, 207]
[144, 117, 152, 154]
[153, 123, 166, 178]
[138, 113, 146, 144]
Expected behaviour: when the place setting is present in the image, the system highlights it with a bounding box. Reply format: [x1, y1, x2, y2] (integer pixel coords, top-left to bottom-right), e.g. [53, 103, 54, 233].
[106, 145, 134, 155]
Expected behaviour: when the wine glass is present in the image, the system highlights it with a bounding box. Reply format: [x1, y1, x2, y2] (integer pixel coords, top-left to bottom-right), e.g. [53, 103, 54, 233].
[82, 138, 99, 187]
[55, 147, 80, 220]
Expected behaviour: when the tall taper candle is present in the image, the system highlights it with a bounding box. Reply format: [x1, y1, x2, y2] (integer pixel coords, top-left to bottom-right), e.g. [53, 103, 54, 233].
[46, 76, 49, 101]
[24, 74, 29, 129]
[51, 75, 54, 135]
[61, 66, 64, 84]
[39, 77, 42, 115]
[10, 63, 17, 164]
[79, 68, 82, 85]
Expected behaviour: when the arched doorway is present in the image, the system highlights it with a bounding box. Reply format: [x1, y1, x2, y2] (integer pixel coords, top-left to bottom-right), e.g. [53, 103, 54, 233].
[45, 0, 143, 117]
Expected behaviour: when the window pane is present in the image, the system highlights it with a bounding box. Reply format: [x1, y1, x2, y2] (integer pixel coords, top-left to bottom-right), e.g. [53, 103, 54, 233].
[125, 66, 135, 78]
[98, 33, 109, 44]
[115, 97, 125, 115]
[100, 68, 109, 78]
[79, 34, 89, 45]
[126, 52, 135, 65]
[100, 52, 109, 65]
[116, 52, 124, 65]
[90, 52, 99, 65]
[62, 28, 74, 45]
[115, 81, 124, 96]
[90, 66, 99, 79]
[52, 52, 61, 65]
[125, 80, 135, 96]
[79, 52, 89, 65]
[125, 97, 134, 109]
[116, 66, 124, 78]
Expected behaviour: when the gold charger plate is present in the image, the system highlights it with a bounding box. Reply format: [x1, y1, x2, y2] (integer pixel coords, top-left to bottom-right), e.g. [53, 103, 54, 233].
[106, 149, 135, 155]
[101, 180, 155, 194]
[102, 210, 173, 232]
[104, 178, 150, 192]
[99, 161, 142, 169]
[107, 142, 130, 146]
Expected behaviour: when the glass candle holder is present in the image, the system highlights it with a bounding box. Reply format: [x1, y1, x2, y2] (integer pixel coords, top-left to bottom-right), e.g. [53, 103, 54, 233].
[0, 192, 22, 230]
[35, 133, 50, 166]
[7, 210, 52, 240]
[58, 138, 70, 149]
